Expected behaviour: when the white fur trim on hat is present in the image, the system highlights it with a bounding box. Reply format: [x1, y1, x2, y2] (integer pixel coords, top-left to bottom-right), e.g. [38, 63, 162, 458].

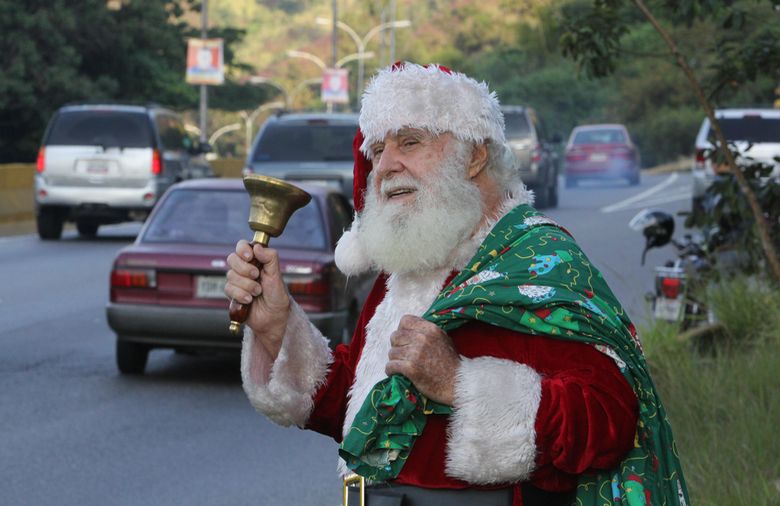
[359, 63, 505, 156]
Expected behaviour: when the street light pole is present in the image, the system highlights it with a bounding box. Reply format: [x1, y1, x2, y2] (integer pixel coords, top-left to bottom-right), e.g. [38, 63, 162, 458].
[199, 0, 208, 145]
[315, 18, 411, 100]
[248, 76, 290, 109]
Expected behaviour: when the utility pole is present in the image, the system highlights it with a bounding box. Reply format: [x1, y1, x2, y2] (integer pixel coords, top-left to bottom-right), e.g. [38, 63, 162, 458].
[329, 0, 338, 113]
[199, 0, 208, 144]
[389, 0, 396, 63]
[331, 0, 338, 68]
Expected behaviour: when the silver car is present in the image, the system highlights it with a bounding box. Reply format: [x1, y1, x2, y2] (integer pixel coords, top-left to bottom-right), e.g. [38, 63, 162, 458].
[243, 112, 358, 201]
[35, 104, 212, 240]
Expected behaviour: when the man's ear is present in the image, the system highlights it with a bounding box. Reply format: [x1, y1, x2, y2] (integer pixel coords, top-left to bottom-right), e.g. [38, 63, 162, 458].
[467, 143, 489, 179]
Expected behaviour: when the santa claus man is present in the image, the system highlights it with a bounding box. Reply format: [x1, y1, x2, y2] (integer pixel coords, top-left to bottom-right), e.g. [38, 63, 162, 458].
[225, 63, 688, 506]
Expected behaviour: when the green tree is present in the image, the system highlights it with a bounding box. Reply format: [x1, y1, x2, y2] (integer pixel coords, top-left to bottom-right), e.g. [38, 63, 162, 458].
[0, 0, 251, 162]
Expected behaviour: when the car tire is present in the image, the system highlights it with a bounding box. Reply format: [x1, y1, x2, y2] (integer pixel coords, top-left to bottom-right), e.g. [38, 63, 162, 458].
[37, 208, 64, 240]
[76, 220, 99, 238]
[629, 171, 640, 186]
[116, 340, 149, 375]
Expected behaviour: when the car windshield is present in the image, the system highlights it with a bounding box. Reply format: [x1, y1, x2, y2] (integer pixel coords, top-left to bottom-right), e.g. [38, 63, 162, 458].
[504, 112, 531, 138]
[573, 129, 626, 145]
[252, 122, 355, 162]
[142, 189, 327, 250]
[47, 110, 153, 148]
[715, 116, 780, 144]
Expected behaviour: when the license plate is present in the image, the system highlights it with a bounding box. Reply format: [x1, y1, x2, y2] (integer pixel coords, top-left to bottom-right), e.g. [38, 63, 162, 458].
[86, 162, 109, 174]
[196, 275, 227, 299]
[654, 297, 682, 321]
[589, 153, 608, 162]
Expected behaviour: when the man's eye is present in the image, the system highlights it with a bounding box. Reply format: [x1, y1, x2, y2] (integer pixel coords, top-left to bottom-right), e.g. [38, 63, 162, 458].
[372, 147, 384, 157]
[402, 139, 419, 147]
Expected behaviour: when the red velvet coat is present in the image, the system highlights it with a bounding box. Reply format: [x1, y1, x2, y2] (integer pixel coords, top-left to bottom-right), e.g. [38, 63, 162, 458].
[305, 274, 638, 502]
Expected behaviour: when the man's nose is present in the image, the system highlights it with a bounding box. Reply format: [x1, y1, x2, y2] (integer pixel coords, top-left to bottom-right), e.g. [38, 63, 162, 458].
[374, 143, 404, 180]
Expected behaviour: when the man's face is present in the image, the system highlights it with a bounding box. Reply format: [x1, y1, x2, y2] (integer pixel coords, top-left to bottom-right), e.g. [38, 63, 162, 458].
[356, 130, 484, 274]
[368, 129, 455, 207]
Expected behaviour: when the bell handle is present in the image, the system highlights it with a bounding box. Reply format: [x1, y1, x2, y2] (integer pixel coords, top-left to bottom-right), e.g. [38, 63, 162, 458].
[228, 234, 269, 335]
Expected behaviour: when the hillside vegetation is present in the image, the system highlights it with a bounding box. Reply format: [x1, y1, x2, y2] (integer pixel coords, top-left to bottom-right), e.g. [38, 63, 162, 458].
[206, 0, 778, 165]
[1, 1, 776, 163]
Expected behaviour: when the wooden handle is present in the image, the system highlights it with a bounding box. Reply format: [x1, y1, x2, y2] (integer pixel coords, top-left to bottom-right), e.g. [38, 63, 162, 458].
[228, 241, 261, 335]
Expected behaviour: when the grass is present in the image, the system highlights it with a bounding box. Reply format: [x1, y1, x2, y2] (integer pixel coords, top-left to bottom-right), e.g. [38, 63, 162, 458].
[639, 277, 780, 505]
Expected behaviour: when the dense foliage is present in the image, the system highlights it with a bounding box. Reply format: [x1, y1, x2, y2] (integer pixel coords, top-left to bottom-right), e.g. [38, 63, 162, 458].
[0, 0, 263, 162]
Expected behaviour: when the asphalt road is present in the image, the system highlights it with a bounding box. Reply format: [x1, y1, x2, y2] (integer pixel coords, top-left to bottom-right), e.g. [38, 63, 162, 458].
[0, 171, 693, 506]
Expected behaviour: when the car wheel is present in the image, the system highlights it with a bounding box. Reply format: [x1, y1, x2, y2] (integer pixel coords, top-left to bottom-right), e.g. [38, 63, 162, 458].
[76, 220, 99, 238]
[116, 340, 149, 375]
[37, 208, 64, 240]
[629, 171, 640, 186]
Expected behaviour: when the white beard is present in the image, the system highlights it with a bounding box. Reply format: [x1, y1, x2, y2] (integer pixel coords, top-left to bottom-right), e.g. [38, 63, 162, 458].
[354, 142, 484, 275]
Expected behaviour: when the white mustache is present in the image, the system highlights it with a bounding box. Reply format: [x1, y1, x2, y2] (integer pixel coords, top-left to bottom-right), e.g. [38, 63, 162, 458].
[379, 176, 421, 199]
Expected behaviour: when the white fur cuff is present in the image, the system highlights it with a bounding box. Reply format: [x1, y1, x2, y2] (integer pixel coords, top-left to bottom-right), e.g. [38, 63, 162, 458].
[445, 356, 542, 484]
[241, 301, 333, 427]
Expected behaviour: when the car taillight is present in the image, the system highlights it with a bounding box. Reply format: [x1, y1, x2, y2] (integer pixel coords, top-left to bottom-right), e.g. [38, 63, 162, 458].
[111, 268, 157, 288]
[613, 146, 633, 158]
[694, 148, 706, 168]
[660, 277, 682, 299]
[566, 149, 586, 161]
[151, 149, 162, 175]
[531, 144, 542, 163]
[36, 147, 45, 173]
[287, 275, 329, 296]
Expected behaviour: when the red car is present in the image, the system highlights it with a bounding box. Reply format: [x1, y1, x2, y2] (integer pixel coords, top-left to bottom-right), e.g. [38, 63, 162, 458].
[106, 178, 372, 374]
[564, 124, 640, 187]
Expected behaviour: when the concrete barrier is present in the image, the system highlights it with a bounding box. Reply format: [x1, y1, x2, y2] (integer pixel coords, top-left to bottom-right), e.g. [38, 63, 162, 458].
[0, 159, 246, 224]
[0, 164, 35, 223]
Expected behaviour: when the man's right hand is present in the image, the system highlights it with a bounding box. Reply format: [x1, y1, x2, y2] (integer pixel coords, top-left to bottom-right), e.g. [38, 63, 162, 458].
[225, 240, 290, 359]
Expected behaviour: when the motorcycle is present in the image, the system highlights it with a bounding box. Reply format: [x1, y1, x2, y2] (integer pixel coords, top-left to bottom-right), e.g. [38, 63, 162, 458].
[629, 209, 716, 329]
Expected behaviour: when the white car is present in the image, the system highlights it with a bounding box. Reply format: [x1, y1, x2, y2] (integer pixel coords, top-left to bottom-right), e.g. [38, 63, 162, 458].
[35, 104, 213, 240]
[691, 108, 780, 211]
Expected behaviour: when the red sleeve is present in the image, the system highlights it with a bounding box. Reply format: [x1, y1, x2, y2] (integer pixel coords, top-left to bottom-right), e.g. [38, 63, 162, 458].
[304, 274, 387, 442]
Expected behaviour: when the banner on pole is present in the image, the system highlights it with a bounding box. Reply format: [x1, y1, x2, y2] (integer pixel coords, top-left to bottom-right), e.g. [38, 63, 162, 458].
[186, 38, 224, 85]
[321, 68, 349, 104]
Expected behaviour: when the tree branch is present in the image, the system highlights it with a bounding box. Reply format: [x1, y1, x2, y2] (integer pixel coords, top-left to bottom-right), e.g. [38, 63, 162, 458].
[632, 0, 780, 285]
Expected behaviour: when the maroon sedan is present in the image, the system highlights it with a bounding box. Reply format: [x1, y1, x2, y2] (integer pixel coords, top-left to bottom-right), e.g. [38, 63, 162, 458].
[106, 178, 372, 374]
[564, 124, 640, 187]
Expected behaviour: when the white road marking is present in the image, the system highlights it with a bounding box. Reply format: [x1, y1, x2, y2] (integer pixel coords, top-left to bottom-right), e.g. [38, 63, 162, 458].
[600, 173, 684, 213]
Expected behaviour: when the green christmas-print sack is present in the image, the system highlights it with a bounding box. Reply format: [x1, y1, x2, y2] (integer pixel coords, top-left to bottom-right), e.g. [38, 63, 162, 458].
[338, 204, 689, 506]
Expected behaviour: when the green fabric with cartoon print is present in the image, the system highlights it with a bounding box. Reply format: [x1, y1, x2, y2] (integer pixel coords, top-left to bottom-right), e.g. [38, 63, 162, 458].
[338, 204, 689, 506]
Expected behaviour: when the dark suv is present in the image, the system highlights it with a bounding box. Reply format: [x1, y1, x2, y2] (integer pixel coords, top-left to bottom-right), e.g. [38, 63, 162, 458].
[244, 112, 358, 201]
[35, 104, 213, 240]
[501, 106, 560, 208]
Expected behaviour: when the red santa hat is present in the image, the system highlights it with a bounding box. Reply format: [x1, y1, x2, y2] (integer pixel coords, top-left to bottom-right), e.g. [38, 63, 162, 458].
[336, 62, 507, 274]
